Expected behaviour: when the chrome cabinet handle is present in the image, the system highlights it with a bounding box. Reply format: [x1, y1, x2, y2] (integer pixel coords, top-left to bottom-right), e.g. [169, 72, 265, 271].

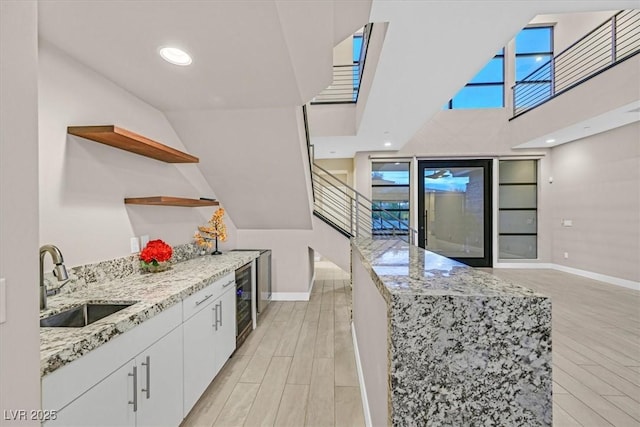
[128, 366, 138, 412]
[213, 305, 218, 331]
[223, 280, 235, 288]
[195, 294, 213, 306]
[219, 301, 223, 327]
[141, 356, 151, 399]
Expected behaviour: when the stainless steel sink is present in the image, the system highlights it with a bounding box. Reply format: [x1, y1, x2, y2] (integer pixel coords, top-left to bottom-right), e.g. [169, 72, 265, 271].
[40, 302, 138, 327]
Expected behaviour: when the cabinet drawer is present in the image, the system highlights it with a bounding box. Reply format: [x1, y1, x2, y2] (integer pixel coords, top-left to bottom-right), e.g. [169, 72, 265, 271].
[182, 272, 234, 321]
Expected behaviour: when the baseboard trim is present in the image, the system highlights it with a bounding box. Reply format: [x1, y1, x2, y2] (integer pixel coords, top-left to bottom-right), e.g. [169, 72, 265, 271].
[351, 323, 372, 427]
[270, 292, 310, 301]
[494, 263, 554, 269]
[550, 264, 640, 291]
[493, 262, 639, 291]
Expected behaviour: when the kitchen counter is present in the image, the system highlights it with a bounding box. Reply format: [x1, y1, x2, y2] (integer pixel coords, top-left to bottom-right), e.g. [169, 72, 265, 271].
[40, 251, 259, 377]
[351, 238, 552, 426]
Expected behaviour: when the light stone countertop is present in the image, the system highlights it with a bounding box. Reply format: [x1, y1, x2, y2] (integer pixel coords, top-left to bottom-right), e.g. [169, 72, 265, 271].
[40, 251, 259, 377]
[352, 237, 545, 300]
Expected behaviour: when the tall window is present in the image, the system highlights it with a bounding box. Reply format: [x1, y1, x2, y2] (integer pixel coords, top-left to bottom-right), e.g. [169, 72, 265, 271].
[446, 25, 553, 110]
[371, 162, 410, 237]
[446, 49, 505, 109]
[498, 160, 538, 259]
[514, 26, 554, 107]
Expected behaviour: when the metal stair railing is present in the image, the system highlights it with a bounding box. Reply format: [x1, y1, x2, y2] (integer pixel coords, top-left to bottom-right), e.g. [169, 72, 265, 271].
[512, 9, 639, 118]
[312, 163, 418, 245]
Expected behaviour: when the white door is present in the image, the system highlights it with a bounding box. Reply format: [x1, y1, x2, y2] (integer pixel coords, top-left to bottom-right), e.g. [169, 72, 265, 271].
[215, 286, 237, 373]
[136, 326, 184, 427]
[182, 300, 217, 415]
[47, 361, 136, 427]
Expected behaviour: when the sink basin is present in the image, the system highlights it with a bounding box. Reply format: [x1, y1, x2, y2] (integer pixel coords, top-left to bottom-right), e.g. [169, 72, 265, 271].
[40, 302, 138, 327]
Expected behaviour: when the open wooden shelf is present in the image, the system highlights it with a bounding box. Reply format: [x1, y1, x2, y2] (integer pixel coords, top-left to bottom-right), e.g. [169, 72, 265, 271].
[124, 197, 219, 207]
[68, 125, 199, 163]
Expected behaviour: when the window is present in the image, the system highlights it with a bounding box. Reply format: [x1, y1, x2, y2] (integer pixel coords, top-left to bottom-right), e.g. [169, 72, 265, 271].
[446, 26, 553, 110]
[514, 26, 554, 108]
[371, 162, 410, 237]
[498, 160, 538, 259]
[446, 49, 505, 109]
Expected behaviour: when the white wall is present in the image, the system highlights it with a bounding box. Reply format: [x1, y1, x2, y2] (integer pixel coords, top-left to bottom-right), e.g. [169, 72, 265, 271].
[38, 42, 236, 268]
[550, 123, 639, 282]
[531, 11, 618, 53]
[166, 107, 313, 230]
[237, 230, 313, 297]
[237, 216, 350, 297]
[0, 1, 41, 423]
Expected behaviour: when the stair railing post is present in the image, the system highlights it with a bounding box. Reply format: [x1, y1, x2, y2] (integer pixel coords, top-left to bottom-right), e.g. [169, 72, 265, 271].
[611, 14, 618, 63]
[355, 193, 360, 238]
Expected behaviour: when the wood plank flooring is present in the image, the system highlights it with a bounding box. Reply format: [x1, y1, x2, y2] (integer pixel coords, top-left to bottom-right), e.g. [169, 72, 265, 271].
[182, 262, 364, 427]
[183, 264, 640, 427]
[491, 269, 640, 427]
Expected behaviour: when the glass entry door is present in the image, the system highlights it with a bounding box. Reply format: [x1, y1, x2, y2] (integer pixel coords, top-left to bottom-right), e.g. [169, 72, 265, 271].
[417, 159, 492, 267]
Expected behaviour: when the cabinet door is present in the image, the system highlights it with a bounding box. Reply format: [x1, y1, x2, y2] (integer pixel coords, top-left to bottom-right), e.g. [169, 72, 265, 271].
[46, 361, 136, 427]
[136, 326, 183, 427]
[215, 286, 237, 373]
[182, 300, 217, 415]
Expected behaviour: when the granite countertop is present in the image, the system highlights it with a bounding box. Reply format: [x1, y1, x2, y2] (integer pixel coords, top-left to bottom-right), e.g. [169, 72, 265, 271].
[40, 251, 259, 377]
[352, 237, 545, 302]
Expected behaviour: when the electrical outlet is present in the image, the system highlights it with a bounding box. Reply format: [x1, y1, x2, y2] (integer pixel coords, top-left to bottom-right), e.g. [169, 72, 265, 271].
[564, 252, 569, 259]
[140, 235, 149, 249]
[130, 237, 140, 253]
[0, 278, 6, 324]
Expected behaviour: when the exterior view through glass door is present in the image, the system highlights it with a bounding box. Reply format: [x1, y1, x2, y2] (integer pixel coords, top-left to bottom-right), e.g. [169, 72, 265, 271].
[417, 159, 492, 267]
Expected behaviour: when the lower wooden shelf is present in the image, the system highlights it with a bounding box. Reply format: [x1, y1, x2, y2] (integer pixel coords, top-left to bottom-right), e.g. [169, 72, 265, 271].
[124, 197, 219, 207]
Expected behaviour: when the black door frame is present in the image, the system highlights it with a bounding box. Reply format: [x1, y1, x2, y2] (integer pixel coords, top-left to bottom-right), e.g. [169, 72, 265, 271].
[417, 159, 493, 267]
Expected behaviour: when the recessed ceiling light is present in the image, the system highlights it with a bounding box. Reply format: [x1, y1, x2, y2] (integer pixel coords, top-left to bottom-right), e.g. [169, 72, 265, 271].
[159, 47, 192, 66]
[384, 142, 392, 147]
[545, 138, 555, 144]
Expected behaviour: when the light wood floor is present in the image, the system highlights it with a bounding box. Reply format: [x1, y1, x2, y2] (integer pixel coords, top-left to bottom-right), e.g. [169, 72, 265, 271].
[183, 263, 640, 427]
[491, 269, 640, 427]
[182, 261, 364, 427]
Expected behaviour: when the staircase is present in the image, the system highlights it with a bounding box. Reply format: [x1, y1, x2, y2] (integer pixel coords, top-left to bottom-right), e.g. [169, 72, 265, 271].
[311, 162, 417, 245]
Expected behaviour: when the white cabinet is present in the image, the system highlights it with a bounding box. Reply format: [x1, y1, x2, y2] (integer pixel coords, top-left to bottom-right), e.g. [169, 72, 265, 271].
[47, 361, 136, 427]
[43, 271, 240, 425]
[48, 326, 182, 427]
[183, 296, 218, 413]
[215, 285, 236, 373]
[183, 282, 236, 415]
[135, 326, 183, 427]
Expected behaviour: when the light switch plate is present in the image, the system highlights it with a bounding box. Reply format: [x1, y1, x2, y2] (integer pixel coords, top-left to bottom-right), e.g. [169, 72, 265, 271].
[0, 278, 6, 324]
[130, 237, 140, 253]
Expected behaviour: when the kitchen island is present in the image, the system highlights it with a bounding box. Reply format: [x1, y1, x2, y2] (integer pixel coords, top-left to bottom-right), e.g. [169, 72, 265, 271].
[351, 238, 551, 426]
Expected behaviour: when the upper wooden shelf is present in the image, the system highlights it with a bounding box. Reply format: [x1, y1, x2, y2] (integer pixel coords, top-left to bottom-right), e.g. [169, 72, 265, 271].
[124, 197, 219, 207]
[68, 125, 199, 163]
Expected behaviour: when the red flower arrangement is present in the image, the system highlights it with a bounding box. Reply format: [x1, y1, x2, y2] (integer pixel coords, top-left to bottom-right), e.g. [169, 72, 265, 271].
[140, 239, 173, 267]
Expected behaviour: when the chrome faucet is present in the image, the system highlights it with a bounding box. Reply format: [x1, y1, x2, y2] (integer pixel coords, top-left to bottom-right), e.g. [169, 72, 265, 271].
[40, 244, 69, 310]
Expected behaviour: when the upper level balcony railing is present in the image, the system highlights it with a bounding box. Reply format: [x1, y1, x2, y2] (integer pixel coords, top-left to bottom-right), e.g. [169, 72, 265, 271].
[311, 23, 373, 104]
[512, 9, 639, 118]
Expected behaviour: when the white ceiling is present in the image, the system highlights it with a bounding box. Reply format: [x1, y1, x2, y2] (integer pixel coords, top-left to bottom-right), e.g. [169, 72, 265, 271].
[37, 0, 639, 159]
[38, 0, 370, 112]
[311, 0, 640, 159]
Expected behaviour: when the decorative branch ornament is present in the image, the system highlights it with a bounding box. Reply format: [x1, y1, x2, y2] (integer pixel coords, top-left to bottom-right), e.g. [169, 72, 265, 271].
[194, 208, 228, 255]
